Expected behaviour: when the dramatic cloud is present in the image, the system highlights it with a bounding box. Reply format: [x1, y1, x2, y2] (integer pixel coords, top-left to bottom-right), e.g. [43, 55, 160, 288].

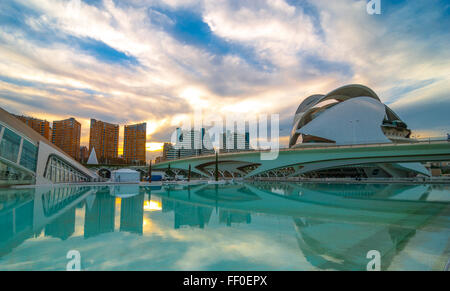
[0, 0, 448, 160]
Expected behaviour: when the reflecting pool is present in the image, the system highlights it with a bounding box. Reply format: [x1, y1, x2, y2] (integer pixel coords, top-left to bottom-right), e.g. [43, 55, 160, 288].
[0, 182, 449, 270]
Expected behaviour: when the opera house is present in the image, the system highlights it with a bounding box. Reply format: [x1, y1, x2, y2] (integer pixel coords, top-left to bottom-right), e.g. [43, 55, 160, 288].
[289, 84, 429, 178]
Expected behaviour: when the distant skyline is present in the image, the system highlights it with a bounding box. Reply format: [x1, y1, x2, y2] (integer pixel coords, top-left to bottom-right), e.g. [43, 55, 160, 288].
[1, 0, 449, 161]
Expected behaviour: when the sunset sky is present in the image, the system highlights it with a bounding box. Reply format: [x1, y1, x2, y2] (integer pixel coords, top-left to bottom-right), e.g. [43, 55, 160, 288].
[0, 0, 449, 160]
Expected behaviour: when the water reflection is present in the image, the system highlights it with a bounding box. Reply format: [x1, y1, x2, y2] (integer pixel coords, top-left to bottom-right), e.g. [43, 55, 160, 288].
[45, 207, 76, 241]
[0, 182, 448, 270]
[120, 193, 145, 235]
[84, 188, 115, 238]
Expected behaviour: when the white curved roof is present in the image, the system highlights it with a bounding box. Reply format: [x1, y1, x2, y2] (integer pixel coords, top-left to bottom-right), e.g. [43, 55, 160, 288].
[297, 97, 391, 145]
[295, 84, 380, 117]
[289, 84, 408, 147]
[295, 94, 324, 115]
[322, 84, 380, 102]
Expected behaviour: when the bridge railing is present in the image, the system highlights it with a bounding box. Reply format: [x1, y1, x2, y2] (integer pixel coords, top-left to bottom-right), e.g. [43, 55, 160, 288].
[253, 176, 450, 183]
[158, 137, 450, 163]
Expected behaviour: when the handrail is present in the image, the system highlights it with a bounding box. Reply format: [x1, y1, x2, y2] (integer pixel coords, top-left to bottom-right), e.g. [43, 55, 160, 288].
[158, 138, 450, 163]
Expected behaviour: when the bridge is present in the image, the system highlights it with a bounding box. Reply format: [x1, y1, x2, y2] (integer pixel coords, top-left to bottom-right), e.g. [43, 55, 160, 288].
[151, 140, 450, 178]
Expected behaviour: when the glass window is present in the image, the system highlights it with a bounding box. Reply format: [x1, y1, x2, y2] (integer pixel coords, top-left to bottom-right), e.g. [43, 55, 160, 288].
[0, 128, 21, 162]
[44, 155, 89, 183]
[0, 160, 35, 186]
[19, 140, 38, 172]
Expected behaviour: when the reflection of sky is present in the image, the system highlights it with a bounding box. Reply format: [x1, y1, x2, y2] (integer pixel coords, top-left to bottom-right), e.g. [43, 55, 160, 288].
[0, 183, 449, 270]
[1, 206, 309, 270]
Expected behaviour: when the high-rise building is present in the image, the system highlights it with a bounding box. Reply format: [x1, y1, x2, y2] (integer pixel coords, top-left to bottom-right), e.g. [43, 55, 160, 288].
[13, 115, 52, 140]
[167, 128, 214, 160]
[162, 142, 173, 161]
[123, 122, 147, 164]
[89, 119, 119, 163]
[52, 118, 81, 160]
[80, 146, 89, 164]
[220, 131, 250, 153]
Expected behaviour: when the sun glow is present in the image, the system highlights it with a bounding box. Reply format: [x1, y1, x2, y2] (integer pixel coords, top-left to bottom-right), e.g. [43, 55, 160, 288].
[143, 200, 162, 211]
[146, 142, 164, 152]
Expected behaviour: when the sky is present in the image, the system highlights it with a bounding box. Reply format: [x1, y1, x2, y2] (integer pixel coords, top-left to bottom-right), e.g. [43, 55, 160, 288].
[0, 0, 449, 161]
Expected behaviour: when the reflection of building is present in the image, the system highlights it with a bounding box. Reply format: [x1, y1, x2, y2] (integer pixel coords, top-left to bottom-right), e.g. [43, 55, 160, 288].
[13, 115, 52, 141]
[123, 123, 146, 164]
[45, 207, 76, 240]
[52, 118, 81, 161]
[89, 119, 119, 163]
[0, 108, 94, 185]
[167, 128, 214, 160]
[289, 84, 429, 178]
[0, 190, 35, 256]
[120, 194, 145, 235]
[293, 218, 417, 271]
[84, 190, 115, 238]
[219, 210, 251, 226]
[174, 202, 213, 229]
[0, 186, 92, 258]
[161, 196, 213, 229]
[161, 198, 174, 213]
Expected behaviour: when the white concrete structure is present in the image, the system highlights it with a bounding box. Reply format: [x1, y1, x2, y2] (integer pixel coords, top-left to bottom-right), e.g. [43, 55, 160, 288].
[87, 147, 99, 165]
[298, 97, 390, 145]
[111, 168, 140, 183]
[0, 107, 97, 185]
[110, 184, 140, 198]
[288, 84, 429, 178]
[290, 84, 412, 147]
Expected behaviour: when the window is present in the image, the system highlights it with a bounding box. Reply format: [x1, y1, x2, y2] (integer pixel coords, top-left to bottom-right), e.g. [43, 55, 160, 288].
[45, 155, 90, 183]
[0, 128, 21, 162]
[0, 160, 34, 185]
[20, 139, 38, 172]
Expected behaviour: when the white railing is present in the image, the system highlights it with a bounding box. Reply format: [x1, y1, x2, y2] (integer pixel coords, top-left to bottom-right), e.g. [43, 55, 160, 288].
[252, 176, 450, 183]
[160, 137, 450, 162]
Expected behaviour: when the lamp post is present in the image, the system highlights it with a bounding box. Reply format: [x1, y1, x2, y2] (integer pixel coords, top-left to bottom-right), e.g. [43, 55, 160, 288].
[215, 151, 219, 182]
[148, 160, 152, 183]
[188, 164, 191, 182]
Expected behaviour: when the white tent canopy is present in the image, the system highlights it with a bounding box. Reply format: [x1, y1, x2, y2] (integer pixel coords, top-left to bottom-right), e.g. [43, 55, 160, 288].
[111, 168, 140, 183]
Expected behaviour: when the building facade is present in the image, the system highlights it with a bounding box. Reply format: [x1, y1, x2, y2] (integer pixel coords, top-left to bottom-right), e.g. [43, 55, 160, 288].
[0, 107, 95, 185]
[52, 118, 81, 161]
[80, 146, 89, 164]
[166, 128, 214, 160]
[89, 119, 119, 164]
[220, 131, 250, 153]
[13, 115, 52, 141]
[161, 142, 172, 161]
[123, 123, 146, 164]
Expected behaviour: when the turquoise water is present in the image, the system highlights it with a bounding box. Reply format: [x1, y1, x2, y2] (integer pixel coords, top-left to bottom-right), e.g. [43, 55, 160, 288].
[0, 182, 449, 271]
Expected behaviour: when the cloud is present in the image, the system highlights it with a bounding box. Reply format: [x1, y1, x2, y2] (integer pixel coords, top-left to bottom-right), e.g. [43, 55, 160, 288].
[0, 0, 448, 154]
